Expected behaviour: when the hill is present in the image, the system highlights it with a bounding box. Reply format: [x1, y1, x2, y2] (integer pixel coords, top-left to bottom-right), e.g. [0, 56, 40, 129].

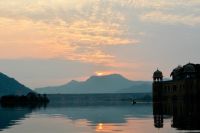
[35, 74, 152, 94]
[0, 72, 32, 96]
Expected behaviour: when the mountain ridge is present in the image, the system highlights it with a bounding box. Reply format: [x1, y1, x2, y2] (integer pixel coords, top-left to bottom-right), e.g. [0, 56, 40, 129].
[35, 74, 152, 94]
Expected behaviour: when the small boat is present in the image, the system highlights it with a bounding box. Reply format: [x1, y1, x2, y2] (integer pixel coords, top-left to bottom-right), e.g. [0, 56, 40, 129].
[132, 100, 136, 104]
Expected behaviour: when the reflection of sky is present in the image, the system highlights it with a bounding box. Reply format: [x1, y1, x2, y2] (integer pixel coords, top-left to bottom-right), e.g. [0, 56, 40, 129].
[37, 104, 152, 124]
[0, 1, 200, 88]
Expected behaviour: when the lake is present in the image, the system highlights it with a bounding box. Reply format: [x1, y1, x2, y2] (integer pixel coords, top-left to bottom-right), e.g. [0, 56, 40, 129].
[0, 98, 199, 133]
[0, 93, 200, 133]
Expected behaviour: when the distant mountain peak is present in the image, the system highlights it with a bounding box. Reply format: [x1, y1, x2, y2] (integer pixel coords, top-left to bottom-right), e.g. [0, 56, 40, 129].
[87, 73, 127, 81]
[67, 80, 79, 84]
[96, 73, 123, 77]
[106, 73, 127, 79]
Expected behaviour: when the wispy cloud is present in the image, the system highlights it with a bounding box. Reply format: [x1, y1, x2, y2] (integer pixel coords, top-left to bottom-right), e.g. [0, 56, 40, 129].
[140, 11, 200, 26]
[116, 0, 173, 9]
[118, 0, 200, 10]
[135, 0, 200, 26]
[111, 0, 200, 26]
[0, 0, 139, 66]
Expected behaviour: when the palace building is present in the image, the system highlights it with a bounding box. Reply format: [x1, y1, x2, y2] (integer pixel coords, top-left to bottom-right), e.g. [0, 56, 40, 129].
[153, 63, 200, 130]
[152, 63, 200, 102]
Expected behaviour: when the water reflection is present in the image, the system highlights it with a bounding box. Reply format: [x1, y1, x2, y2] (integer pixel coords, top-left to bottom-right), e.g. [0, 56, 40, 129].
[0, 100, 200, 133]
[153, 101, 200, 131]
[0, 104, 47, 132]
[95, 123, 112, 132]
[39, 103, 152, 124]
[40, 103, 155, 133]
[0, 102, 153, 133]
[0, 107, 30, 131]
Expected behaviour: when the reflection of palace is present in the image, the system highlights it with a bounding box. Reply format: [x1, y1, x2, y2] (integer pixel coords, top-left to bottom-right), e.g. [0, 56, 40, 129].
[153, 101, 200, 130]
[152, 63, 200, 130]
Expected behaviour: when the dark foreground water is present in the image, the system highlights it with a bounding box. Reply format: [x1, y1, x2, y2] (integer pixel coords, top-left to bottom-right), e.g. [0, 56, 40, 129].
[0, 100, 199, 133]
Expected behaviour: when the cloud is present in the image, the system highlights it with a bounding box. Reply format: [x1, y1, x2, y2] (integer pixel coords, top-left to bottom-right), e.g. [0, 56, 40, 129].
[0, 1, 139, 66]
[118, 0, 200, 10]
[111, 0, 200, 26]
[0, 18, 116, 65]
[0, 16, 138, 64]
[116, 0, 173, 9]
[128, 0, 200, 26]
[1, 0, 199, 68]
[140, 11, 200, 26]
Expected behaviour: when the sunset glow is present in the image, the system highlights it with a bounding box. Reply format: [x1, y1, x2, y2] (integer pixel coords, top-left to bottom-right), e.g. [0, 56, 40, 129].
[95, 71, 116, 76]
[95, 123, 115, 132]
[95, 72, 104, 76]
[97, 123, 103, 130]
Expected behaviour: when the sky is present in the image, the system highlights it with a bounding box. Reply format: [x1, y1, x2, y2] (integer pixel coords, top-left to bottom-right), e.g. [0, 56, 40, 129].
[0, 0, 200, 89]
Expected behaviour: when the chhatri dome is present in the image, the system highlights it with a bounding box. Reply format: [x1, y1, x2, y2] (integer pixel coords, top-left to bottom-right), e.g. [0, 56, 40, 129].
[183, 63, 196, 73]
[153, 69, 163, 81]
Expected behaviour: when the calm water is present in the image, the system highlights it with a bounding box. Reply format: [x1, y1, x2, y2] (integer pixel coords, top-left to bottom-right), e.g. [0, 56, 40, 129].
[0, 101, 199, 133]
